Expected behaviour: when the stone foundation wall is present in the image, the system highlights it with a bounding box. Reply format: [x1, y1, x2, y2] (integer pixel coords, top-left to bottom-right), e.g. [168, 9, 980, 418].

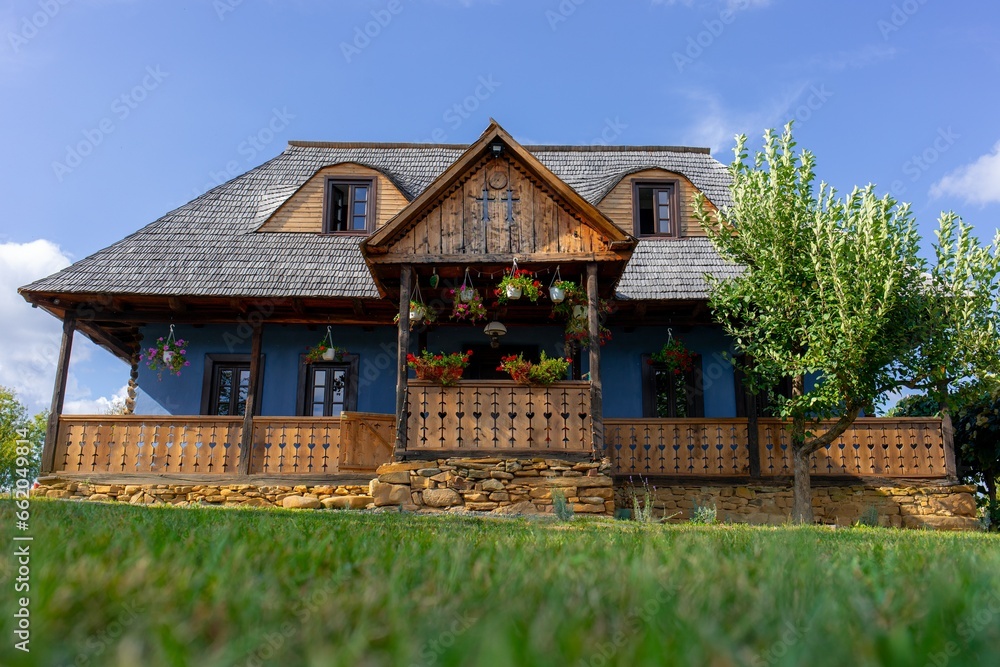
[369, 458, 615, 515]
[616, 482, 980, 530]
[33, 480, 373, 510]
[34, 465, 980, 531]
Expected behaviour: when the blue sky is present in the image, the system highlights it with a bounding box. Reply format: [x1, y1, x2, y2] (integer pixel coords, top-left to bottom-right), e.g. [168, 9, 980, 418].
[1, 0, 998, 413]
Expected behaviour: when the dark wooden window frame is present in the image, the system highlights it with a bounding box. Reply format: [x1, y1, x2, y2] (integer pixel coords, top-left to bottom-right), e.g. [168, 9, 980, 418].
[632, 178, 681, 238]
[200, 354, 265, 416]
[640, 352, 704, 418]
[295, 353, 360, 416]
[733, 355, 793, 418]
[322, 177, 376, 235]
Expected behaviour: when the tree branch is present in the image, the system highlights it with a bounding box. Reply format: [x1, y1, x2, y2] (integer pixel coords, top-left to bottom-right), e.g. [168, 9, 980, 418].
[800, 405, 863, 457]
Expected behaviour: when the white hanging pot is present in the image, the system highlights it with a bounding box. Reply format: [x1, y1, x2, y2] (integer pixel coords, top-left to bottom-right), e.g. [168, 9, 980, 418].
[162, 350, 174, 364]
[322, 348, 337, 361]
[506, 285, 522, 300]
[549, 286, 565, 303]
[410, 306, 425, 322]
[460, 287, 475, 303]
[573, 305, 587, 319]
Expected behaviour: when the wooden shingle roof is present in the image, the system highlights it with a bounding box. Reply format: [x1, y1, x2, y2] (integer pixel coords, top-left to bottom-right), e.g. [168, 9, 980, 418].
[21, 140, 738, 301]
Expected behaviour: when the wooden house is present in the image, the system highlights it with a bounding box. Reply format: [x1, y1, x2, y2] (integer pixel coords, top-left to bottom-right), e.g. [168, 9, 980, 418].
[19, 121, 978, 528]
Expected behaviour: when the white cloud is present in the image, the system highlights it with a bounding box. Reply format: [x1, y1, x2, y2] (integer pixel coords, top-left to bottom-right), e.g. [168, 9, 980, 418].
[63, 384, 128, 415]
[0, 240, 74, 408]
[930, 140, 1000, 206]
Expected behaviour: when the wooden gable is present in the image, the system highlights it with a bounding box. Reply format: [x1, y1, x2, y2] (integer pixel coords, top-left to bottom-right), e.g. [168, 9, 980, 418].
[257, 163, 408, 233]
[362, 122, 635, 295]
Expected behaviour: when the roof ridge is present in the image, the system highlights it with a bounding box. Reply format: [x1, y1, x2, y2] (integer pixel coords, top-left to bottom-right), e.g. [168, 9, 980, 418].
[287, 140, 712, 155]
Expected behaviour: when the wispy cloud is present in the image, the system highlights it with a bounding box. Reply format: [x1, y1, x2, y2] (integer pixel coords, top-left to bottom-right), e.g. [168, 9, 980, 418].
[809, 43, 898, 71]
[930, 140, 1000, 206]
[676, 82, 812, 154]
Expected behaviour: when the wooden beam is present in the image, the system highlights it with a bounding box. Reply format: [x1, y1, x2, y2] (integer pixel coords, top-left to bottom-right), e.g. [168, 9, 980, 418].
[167, 297, 186, 313]
[42, 315, 76, 473]
[238, 323, 263, 475]
[394, 265, 412, 460]
[587, 263, 604, 461]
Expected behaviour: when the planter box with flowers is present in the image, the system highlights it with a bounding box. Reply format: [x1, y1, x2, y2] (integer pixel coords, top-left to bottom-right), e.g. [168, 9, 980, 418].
[406, 349, 473, 386]
[497, 351, 571, 385]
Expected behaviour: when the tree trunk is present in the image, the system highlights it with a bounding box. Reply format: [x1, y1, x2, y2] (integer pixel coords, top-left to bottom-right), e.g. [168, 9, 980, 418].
[987, 475, 997, 508]
[789, 373, 813, 524]
[792, 445, 814, 524]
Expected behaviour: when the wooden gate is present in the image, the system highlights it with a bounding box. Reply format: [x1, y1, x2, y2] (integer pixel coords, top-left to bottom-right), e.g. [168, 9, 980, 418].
[339, 412, 395, 472]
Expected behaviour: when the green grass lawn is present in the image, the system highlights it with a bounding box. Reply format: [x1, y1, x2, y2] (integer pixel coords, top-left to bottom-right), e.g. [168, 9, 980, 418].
[1, 500, 998, 667]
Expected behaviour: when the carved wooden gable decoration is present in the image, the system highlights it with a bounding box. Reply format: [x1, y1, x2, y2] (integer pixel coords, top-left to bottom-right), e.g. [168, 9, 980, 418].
[361, 122, 635, 291]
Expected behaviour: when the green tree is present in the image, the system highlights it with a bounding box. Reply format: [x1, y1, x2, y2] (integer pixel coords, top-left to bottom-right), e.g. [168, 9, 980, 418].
[0, 386, 46, 491]
[697, 123, 1000, 523]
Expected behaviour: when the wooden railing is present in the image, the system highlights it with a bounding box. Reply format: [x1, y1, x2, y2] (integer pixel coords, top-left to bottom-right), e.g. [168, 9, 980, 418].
[52, 413, 396, 477]
[757, 417, 947, 478]
[606, 419, 752, 477]
[405, 380, 592, 453]
[607, 417, 948, 478]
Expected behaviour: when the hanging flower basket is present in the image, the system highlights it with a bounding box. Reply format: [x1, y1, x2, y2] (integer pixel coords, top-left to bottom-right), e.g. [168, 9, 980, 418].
[407, 350, 472, 386]
[306, 326, 347, 363]
[496, 269, 542, 304]
[145, 324, 189, 379]
[564, 317, 613, 349]
[497, 351, 571, 385]
[394, 299, 437, 330]
[550, 280, 585, 319]
[447, 287, 487, 323]
[650, 338, 696, 375]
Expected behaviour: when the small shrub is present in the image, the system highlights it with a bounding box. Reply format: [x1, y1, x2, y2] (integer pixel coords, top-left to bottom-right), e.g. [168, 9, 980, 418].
[552, 489, 574, 521]
[630, 478, 656, 523]
[690, 502, 717, 525]
[980, 499, 1000, 532]
[856, 504, 880, 528]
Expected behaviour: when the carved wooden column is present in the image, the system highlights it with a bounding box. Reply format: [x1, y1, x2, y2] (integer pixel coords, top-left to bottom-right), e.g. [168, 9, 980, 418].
[42, 315, 76, 474]
[394, 265, 412, 460]
[586, 263, 603, 460]
[238, 323, 263, 475]
[124, 351, 139, 415]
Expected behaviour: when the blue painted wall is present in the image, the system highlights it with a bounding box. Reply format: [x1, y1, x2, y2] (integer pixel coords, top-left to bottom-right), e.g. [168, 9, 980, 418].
[138, 323, 740, 418]
[137, 323, 397, 416]
[597, 325, 737, 418]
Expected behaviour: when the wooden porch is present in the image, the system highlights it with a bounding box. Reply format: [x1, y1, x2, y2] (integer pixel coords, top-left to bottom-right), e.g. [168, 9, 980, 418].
[47, 403, 950, 482]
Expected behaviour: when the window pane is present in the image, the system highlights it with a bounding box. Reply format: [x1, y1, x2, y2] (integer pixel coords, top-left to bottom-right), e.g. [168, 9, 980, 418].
[354, 186, 367, 202]
[314, 370, 326, 384]
[637, 186, 655, 235]
[216, 369, 233, 415]
[312, 403, 324, 416]
[353, 216, 367, 230]
[353, 201, 367, 217]
[313, 386, 325, 403]
[330, 404, 343, 417]
[657, 190, 669, 205]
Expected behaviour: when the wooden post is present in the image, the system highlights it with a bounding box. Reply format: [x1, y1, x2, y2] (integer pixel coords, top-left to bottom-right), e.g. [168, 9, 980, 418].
[124, 353, 139, 415]
[747, 401, 761, 478]
[394, 265, 412, 460]
[238, 323, 263, 475]
[42, 315, 76, 474]
[586, 263, 603, 460]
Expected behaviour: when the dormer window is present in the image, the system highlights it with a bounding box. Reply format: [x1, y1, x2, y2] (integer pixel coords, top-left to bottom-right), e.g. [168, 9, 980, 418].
[324, 178, 373, 233]
[633, 181, 679, 237]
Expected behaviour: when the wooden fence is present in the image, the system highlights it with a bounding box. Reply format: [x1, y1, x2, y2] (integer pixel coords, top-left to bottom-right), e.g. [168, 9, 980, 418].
[607, 417, 948, 478]
[52, 413, 396, 477]
[405, 380, 592, 453]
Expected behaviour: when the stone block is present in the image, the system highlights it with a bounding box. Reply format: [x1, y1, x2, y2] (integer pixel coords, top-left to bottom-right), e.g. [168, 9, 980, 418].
[491, 501, 539, 515]
[322, 495, 373, 510]
[421, 488, 462, 508]
[88, 493, 111, 501]
[932, 493, 976, 516]
[242, 498, 272, 508]
[282, 495, 321, 509]
[379, 471, 411, 484]
[481, 478, 505, 492]
[572, 503, 608, 514]
[370, 480, 410, 507]
[376, 461, 426, 475]
[465, 502, 499, 511]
